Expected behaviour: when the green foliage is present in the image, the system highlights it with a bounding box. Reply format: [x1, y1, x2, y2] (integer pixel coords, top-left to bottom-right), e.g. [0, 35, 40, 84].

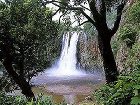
[118, 0, 140, 47]
[0, 92, 58, 105]
[118, 24, 137, 47]
[0, 0, 61, 82]
[94, 69, 140, 105]
[125, 42, 140, 69]
[107, 2, 140, 104]
[131, 96, 140, 105]
[111, 40, 120, 57]
[126, 0, 140, 24]
[83, 22, 96, 36]
[114, 0, 140, 71]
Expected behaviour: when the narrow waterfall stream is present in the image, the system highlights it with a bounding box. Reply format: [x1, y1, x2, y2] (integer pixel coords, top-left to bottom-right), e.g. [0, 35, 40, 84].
[45, 32, 86, 76]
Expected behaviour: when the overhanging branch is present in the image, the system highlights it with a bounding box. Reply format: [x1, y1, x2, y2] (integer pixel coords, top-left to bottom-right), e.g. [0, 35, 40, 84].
[100, 0, 106, 20]
[80, 4, 91, 12]
[80, 9, 96, 27]
[58, 10, 68, 25]
[111, 2, 125, 35]
[44, 0, 96, 27]
[52, 8, 60, 16]
[78, 20, 89, 26]
[88, 0, 101, 22]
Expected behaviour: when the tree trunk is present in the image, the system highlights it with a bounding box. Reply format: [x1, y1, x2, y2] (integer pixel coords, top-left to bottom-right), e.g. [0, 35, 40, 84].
[3, 52, 35, 100]
[19, 45, 24, 77]
[1, 20, 35, 100]
[98, 31, 119, 83]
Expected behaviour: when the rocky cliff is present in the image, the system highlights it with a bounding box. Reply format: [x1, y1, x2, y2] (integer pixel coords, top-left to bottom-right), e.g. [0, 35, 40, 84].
[114, 0, 140, 72]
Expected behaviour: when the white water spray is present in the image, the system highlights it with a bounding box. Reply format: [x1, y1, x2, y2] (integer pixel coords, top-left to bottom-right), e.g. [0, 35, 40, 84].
[31, 32, 104, 86]
[45, 32, 86, 76]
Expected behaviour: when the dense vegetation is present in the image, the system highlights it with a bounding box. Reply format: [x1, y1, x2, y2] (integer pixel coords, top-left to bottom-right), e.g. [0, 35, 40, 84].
[0, 0, 60, 81]
[0, 0, 140, 104]
[0, 92, 67, 105]
[95, 0, 140, 104]
[95, 69, 140, 105]
[0, 0, 61, 98]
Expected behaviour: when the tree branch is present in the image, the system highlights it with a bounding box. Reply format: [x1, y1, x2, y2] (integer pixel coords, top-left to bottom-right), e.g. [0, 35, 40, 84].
[44, 0, 70, 8]
[100, 0, 106, 20]
[44, 0, 96, 27]
[88, 0, 101, 22]
[52, 8, 60, 16]
[50, 2, 81, 10]
[78, 20, 89, 26]
[44, 0, 63, 5]
[58, 10, 68, 26]
[111, 2, 125, 35]
[80, 4, 91, 12]
[80, 9, 96, 27]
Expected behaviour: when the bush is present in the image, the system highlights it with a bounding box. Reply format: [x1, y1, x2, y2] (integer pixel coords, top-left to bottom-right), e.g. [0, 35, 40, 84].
[118, 24, 137, 48]
[117, 0, 140, 48]
[0, 92, 67, 105]
[101, 1, 140, 104]
[127, 0, 140, 24]
[125, 43, 140, 70]
[94, 68, 140, 105]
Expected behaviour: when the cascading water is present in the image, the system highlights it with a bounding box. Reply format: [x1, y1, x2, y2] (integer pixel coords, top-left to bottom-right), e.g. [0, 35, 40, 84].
[31, 31, 104, 85]
[31, 31, 104, 105]
[46, 32, 86, 76]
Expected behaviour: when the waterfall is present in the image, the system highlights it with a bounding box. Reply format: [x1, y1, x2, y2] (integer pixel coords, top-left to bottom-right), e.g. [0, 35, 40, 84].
[31, 31, 104, 85]
[45, 32, 86, 76]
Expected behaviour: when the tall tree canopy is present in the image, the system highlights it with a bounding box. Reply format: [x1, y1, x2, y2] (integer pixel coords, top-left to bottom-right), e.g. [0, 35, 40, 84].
[43, 0, 128, 83]
[0, 0, 60, 98]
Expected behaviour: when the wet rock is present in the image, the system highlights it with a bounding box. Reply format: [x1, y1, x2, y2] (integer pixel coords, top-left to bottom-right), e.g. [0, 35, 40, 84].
[85, 96, 93, 101]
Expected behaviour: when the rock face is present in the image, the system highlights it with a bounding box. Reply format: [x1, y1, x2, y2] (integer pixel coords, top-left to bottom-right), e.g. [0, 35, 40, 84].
[115, 0, 140, 72]
[77, 0, 138, 73]
[116, 43, 129, 72]
[116, 38, 140, 72]
[77, 34, 103, 72]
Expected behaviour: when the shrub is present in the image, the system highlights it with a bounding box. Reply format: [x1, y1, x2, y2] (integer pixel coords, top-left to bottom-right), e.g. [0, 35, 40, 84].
[125, 42, 140, 70]
[127, 0, 140, 24]
[0, 92, 67, 105]
[118, 24, 137, 48]
[94, 68, 140, 105]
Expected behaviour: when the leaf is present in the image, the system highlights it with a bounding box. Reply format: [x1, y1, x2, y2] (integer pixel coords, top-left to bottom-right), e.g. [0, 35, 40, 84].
[131, 96, 140, 105]
[133, 85, 140, 90]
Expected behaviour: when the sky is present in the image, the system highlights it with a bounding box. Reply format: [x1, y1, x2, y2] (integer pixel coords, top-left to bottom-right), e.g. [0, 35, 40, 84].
[46, 2, 90, 27]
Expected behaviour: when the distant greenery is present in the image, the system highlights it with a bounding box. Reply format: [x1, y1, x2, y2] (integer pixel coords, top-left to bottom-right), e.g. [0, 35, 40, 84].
[111, 0, 140, 65]
[83, 22, 96, 36]
[0, 92, 67, 105]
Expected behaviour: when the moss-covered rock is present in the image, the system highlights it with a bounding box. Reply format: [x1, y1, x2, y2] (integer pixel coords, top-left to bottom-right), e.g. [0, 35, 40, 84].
[114, 0, 140, 72]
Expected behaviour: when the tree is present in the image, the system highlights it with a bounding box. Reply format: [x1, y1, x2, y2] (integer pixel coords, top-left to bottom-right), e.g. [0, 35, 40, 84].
[0, 0, 60, 99]
[43, 0, 128, 83]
